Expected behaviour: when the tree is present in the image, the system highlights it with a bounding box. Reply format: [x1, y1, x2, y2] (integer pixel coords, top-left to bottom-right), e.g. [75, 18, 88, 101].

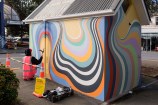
[144, 0, 158, 16]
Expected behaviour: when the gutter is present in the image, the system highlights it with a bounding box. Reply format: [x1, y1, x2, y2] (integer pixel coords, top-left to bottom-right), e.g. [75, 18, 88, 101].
[23, 0, 124, 24]
[23, 9, 114, 23]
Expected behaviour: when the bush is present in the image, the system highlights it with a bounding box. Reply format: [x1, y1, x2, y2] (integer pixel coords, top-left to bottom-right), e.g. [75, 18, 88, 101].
[0, 64, 19, 105]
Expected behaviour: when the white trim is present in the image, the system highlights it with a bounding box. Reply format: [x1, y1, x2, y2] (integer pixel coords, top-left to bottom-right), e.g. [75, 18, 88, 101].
[6, 20, 23, 25]
[23, 9, 114, 23]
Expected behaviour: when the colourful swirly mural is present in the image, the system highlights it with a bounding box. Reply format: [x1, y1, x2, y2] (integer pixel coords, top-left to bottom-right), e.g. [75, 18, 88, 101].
[52, 18, 105, 100]
[29, 7, 141, 101]
[104, 8, 141, 101]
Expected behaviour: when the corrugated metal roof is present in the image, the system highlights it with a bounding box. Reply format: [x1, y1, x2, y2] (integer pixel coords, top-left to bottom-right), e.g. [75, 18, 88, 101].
[24, 0, 123, 23]
[63, 0, 114, 14]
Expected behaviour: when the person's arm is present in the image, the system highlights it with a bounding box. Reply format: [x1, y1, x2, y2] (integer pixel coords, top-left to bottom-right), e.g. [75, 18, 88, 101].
[31, 56, 43, 65]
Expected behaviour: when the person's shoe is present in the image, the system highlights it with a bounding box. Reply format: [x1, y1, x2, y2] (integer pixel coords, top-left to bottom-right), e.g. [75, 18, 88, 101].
[30, 78, 34, 80]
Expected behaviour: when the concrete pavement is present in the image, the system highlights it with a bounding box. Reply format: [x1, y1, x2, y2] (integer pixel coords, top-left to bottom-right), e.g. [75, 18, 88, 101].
[0, 52, 102, 105]
[0, 47, 27, 54]
[0, 49, 158, 105]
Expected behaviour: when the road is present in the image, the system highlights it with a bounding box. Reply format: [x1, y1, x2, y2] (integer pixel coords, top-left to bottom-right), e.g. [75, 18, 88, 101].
[142, 51, 158, 61]
[0, 53, 24, 68]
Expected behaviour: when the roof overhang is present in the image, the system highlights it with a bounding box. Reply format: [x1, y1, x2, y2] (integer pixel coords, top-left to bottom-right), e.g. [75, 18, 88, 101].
[23, 0, 124, 23]
[6, 20, 23, 25]
[133, 0, 150, 25]
[142, 26, 158, 34]
[24, 9, 115, 23]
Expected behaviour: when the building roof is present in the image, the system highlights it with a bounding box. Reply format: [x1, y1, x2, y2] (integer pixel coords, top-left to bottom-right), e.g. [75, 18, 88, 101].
[142, 25, 158, 34]
[24, 0, 150, 25]
[4, 4, 20, 21]
[4, 4, 22, 25]
[24, 0, 123, 23]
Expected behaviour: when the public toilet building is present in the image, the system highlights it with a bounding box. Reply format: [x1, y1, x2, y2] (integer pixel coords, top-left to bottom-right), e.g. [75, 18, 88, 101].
[24, 0, 150, 102]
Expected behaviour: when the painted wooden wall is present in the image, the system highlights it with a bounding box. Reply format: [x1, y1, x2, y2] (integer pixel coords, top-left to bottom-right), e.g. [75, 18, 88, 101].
[29, 5, 141, 101]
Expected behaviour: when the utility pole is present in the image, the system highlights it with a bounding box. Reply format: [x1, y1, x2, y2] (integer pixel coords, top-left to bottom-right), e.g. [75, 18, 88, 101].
[0, 0, 5, 49]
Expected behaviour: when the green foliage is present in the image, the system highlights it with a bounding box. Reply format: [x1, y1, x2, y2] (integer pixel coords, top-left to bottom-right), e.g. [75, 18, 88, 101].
[0, 63, 6, 68]
[0, 65, 19, 105]
[144, 0, 158, 16]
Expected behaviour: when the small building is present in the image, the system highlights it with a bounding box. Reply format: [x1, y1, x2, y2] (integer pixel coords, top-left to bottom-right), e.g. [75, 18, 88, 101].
[4, 4, 21, 26]
[0, 0, 22, 48]
[24, 0, 150, 102]
[142, 16, 158, 51]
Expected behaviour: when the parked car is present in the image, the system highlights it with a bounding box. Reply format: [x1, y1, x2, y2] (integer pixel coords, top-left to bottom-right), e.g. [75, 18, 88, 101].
[13, 37, 21, 42]
[5, 39, 17, 49]
[16, 38, 29, 46]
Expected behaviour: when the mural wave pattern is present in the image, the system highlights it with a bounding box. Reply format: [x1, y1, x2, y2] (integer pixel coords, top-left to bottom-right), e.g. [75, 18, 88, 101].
[53, 18, 104, 93]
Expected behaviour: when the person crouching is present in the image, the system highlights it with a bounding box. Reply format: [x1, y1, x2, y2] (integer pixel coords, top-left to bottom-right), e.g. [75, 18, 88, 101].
[23, 48, 43, 80]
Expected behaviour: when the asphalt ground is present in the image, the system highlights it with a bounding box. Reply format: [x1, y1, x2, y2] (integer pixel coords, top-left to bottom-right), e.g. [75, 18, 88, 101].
[0, 53, 102, 105]
[0, 50, 158, 105]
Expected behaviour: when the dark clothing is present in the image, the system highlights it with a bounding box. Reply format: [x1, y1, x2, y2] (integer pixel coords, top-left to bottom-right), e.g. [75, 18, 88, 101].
[31, 56, 43, 65]
[25, 48, 43, 65]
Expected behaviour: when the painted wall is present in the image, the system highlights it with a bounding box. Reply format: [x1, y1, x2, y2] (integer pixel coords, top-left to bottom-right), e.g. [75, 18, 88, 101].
[29, 7, 141, 101]
[105, 7, 141, 101]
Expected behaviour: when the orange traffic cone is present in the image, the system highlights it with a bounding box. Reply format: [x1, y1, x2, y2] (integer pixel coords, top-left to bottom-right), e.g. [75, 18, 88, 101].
[40, 63, 44, 78]
[6, 53, 10, 68]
